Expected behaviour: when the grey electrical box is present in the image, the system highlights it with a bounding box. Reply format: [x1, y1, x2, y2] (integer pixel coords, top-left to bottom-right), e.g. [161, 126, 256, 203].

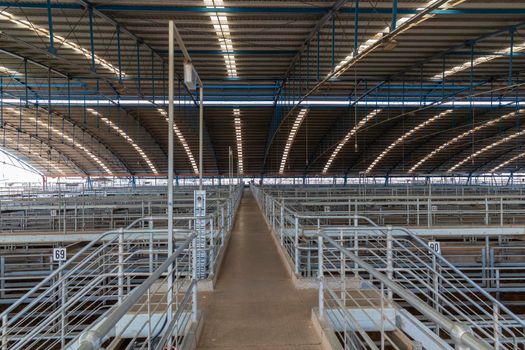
[184, 62, 198, 91]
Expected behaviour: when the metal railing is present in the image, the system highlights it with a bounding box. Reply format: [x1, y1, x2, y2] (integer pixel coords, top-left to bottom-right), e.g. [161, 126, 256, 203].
[252, 184, 525, 289]
[259, 185, 525, 227]
[0, 186, 236, 232]
[74, 231, 197, 350]
[0, 217, 192, 350]
[0, 184, 243, 349]
[252, 184, 525, 349]
[0, 184, 243, 299]
[318, 227, 525, 349]
[318, 233, 495, 349]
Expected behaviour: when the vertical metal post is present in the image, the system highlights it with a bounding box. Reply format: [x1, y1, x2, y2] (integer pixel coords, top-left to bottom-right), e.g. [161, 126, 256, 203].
[500, 197, 503, 226]
[59, 259, 66, 348]
[46, 0, 56, 54]
[432, 253, 440, 335]
[0, 257, 4, 299]
[229, 146, 232, 192]
[493, 302, 500, 350]
[209, 217, 215, 276]
[167, 20, 175, 336]
[354, 215, 359, 278]
[331, 15, 335, 70]
[509, 28, 515, 86]
[294, 216, 299, 274]
[2, 314, 7, 350]
[151, 50, 156, 102]
[318, 235, 324, 319]
[391, 0, 398, 31]
[427, 196, 432, 227]
[386, 226, 393, 300]
[199, 86, 204, 190]
[24, 59, 28, 107]
[380, 282, 385, 350]
[280, 199, 284, 245]
[136, 41, 142, 95]
[354, 0, 359, 55]
[116, 25, 122, 83]
[317, 31, 320, 81]
[118, 228, 124, 303]
[485, 197, 489, 225]
[192, 236, 198, 322]
[88, 6, 96, 72]
[221, 206, 225, 243]
[271, 200, 275, 229]
[416, 198, 420, 226]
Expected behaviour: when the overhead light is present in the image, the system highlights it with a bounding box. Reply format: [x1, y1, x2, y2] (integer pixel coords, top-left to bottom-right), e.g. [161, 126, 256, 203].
[86, 109, 158, 174]
[10, 109, 113, 175]
[365, 110, 453, 174]
[409, 109, 524, 173]
[431, 40, 525, 81]
[204, 0, 238, 78]
[448, 129, 525, 172]
[491, 153, 525, 173]
[0, 11, 125, 77]
[157, 108, 199, 174]
[331, 0, 465, 78]
[233, 108, 244, 174]
[279, 108, 308, 174]
[2, 135, 66, 175]
[323, 109, 382, 174]
[0, 65, 21, 76]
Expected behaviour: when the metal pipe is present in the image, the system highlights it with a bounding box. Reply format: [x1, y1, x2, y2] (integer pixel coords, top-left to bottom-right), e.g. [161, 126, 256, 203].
[167, 19, 175, 339]
[199, 86, 204, 189]
[76, 232, 197, 350]
[321, 233, 492, 350]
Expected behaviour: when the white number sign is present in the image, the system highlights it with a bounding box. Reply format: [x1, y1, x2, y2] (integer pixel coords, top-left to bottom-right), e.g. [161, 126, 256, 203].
[427, 241, 441, 255]
[53, 248, 67, 262]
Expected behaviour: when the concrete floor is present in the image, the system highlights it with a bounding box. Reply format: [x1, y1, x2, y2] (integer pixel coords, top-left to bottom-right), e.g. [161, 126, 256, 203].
[197, 189, 322, 350]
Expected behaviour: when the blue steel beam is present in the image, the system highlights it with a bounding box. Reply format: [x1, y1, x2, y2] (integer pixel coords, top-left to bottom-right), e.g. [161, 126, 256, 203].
[303, 79, 383, 174]
[79, 0, 219, 173]
[342, 81, 493, 176]
[3, 3, 524, 15]
[46, 0, 56, 55]
[264, 0, 351, 175]
[383, 105, 521, 175]
[2, 87, 133, 174]
[161, 50, 297, 56]
[263, 0, 452, 175]
[87, 6, 96, 72]
[0, 46, 166, 172]
[391, 0, 398, 31]
[0, 15, 172, 159]
[305, 21, 525, 175]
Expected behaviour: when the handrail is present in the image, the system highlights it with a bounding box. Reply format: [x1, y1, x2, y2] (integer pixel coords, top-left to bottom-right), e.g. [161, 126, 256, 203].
[0, 216, 166, 321]
[0, 190, 240, 321]
[1, 183, 243, 349]
[340, 216, 525, 329]
[76, 232, 197, 350]
[320, 233, 492, 350]
[252, 184, 525, 346]
[315, 214, 525, 329]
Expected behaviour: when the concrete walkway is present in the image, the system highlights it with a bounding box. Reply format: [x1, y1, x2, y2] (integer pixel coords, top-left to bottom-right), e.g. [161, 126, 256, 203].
[197, 189, 322, 350]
